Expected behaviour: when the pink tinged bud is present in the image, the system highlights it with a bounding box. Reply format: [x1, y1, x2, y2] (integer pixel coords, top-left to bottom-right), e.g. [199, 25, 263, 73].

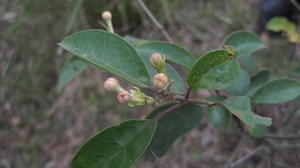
[102, 11, 112, 21]
[104, 77, 120, 91]
[117, 90, 130, 104]
[153, 73, 169, 89]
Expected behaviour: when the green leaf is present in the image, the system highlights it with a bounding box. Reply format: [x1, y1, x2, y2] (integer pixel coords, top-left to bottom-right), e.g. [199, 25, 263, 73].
[226, 70, 250, 95]
[246, 69, 270, 97]
[57, 56, 88, 91]
[136, 47, 185, 93]
[59, 30, 151, 87]
[146, 103, 204, 158]
[266, 17, 296, 33]
[238, 54, 258, 74]
[224, 96, 272, 128]
[208, 105, 230, 131]
[248, 125, 267, 138]
[252, 78, 300, 104]
[223, 31, 265, 57]
[205, 95, 227, 102]
[136, 41, 196, 69]
[71, 120, 157, 168]
[195, 60, 241, 90]
[188, 49, 240, 89]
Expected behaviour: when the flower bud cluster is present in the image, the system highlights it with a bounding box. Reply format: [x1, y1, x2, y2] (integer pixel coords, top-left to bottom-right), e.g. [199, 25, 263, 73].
[103, 77, 156, 106]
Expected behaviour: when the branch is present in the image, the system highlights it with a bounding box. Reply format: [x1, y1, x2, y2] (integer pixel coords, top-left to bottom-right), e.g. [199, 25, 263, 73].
[153, 103, 183, 121]
[228, 145, 265, 168]
[151, 151, 171, 168]
[266, 139, 300, 150]
[291, 0, 300, 12]
[136, 0, 174, 42]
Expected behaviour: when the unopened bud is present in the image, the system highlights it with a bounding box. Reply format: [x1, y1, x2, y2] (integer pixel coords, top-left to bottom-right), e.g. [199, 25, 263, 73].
[153, 73, 169, 89]
[117, 90, 130, 104]
[150, 53, 165, 73]
[102, 11, 112, 21]
[104, 77, 122, 91]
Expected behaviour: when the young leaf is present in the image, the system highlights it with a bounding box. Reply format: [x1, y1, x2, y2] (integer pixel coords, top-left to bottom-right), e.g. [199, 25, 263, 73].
[57, 56, 88, 91]
[71, 120, 157, 168]
[224, 96, 272, 128]
[223, 31, 265, 57]
[266, 17, 296, 33]
[188, 49, 240, 89]
[145, 103, 204, 158]
[136, 48, 185, 93]
[225, 69, 250, 95]
[252, 78, 300, 104]
[59, 30, 151, 87]
[136, 41, 196, 69]
[208, 105, 230, 132]
[245, 69, 270, 97]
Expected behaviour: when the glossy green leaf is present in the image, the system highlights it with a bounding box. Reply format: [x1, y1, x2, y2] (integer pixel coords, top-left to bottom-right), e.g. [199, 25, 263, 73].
[246, 69, 270, 97]
[57, 56, 88, 91]
[145, 103, 204, 158]
[59, 30, 151, 87]
[136, 46, 185, 93]
[223, 31, 265, 56]
[71, 120, 157, 168]
[252, 78, 300, 104]
[188, 49, 239, 89]
[224, 96, 272, 128]
[226, 70, 250, 95]
[136, 41, 196, 69]
[208, 105, 230, 131]
[195, 60, 241, 90]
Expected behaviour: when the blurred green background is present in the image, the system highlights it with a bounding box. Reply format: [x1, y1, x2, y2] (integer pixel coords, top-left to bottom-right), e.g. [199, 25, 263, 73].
[1, 0, 300, 168]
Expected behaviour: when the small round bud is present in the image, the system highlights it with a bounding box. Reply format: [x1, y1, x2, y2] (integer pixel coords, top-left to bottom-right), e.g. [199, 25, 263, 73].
[151, 53, 163, 64]
[153, 73, 169, 89]
[150, 53, 165, 73]
[104, 77, 120, 91]
[117, 90, 130, 104]
[102, 11, 112, 21]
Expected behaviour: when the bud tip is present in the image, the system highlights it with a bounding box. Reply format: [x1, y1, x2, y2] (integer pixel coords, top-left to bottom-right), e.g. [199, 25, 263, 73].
[102, 11, 112, 20]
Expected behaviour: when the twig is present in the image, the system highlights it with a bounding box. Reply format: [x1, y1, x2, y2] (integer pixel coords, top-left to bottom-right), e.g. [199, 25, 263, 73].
[266, 139, 300, 150]
[229, 145, 265, 168]
[225, 135, 247, 168]
[151, 151, 171, 168]
[186, 98, 222, 106]
[136, 0, 174, 42]
[153, 103, 183, 121]
[291, 0, 300, 12]
[265, 134, 300, 140]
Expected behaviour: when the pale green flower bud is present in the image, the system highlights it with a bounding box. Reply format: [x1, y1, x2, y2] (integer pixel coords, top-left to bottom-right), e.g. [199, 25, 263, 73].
[104, 77, 123, 92]
[150, 53, 166, 73]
